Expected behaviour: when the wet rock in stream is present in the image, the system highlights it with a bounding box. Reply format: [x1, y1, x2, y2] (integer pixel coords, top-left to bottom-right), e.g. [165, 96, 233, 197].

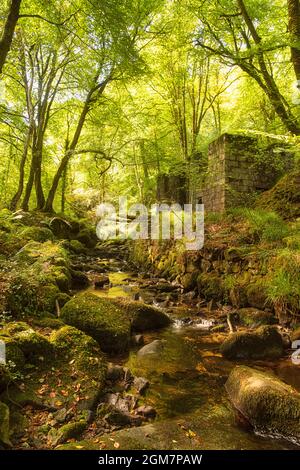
[137, 339, 165, 357]
[96, 364, 156, 432]
[226, 366, 300, 445]
[220, 326, 285, 360]
[94, 274, 110, 288]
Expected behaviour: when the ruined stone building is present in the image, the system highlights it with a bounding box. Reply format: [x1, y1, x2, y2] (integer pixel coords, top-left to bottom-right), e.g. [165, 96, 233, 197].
[198, 133, 292, 213]
[156, 133, 293, 213]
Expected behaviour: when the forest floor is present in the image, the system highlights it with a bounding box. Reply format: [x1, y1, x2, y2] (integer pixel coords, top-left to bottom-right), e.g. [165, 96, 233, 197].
[0, 181, 300, 450]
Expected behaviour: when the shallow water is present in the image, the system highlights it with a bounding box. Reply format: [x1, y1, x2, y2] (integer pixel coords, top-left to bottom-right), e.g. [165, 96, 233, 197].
[87, 263, 300, 450]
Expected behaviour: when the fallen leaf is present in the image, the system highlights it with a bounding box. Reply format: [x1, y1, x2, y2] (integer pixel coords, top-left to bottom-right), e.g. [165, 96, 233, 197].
[186, 430, 196, 438]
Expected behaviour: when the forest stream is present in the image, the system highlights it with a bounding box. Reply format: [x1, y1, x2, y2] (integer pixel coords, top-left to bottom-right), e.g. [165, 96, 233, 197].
[69, 250, 300, 451]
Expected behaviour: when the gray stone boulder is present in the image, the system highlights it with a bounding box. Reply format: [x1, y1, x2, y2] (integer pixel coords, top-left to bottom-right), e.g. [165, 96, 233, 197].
[137, 340, 165, 357]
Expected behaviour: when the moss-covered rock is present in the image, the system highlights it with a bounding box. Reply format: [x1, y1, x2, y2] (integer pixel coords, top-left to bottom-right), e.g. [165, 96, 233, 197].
[226, 366, 300, 443]
[0, 337, 25, 369]
[197, 273, 225, 301]
[51, 325, 106, 372]
[246, 280, 270, 310]
[0, 323, 53, 365]
[50, 326, 107, 410]
[13, 241, 67, 266]
[20, 227, 54, 243]
[9, 410, 28, 440]
[237, 308, 277, 327]
[48, 420, 87, 446]
[6, 241, 71, 316]
[70, 270, 90, 289]
[48, 217, 76, 239]
[113, 298, 171, 332]
[181, 272, 198, 291]
[55, 293, 71, 308]
[0, 401, 11, 447]
[67, 240, 88, 255]
[60, 294, 130, 354]
[56, 439, 99, 450]
[4, 321, 30, 335]
[257, 170, 300, 220]
[7, 275, 61, 317]
[13, 329, 54, 363]
[76, 228, 97, 248]
[31, 317, 65, 330]
[220, 326, 284, 359]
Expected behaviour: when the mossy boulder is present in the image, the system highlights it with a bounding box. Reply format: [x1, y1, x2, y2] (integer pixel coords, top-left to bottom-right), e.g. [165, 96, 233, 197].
[50, 325, 106, 373]
[13, 241, 68, 266]
[0, 337, 25, 369]
[13, 329, 54, 363]
[0, 401, 11, 447]
[70, 270, 90, 289]
[67, 240, 88, 255]
[6, 241, 71, 316]
[0, 326, 106, 421]
[237, 308, 277, 327]
[220, 326, 284, 359]
[31, 317, 65, 330]
[1, 324, 53, 365]
[257, 170, 300, 220]
[113, 298, 171, 332]
[226, 366, 300, 443]
[48, 420, 87, 446]
[76, 228, 97, 248]
[56, 439, 99, 450]
[20, 226, 54, 243]
[7, 275, 61, 317]
[246, 280, 270, 310]
[9, 410, 28, 440]
[50, 326, 107, 410]
[197, 273, 225, 301]
[60, 294, 130, 354]
[48, 217, 76, 239]
[3, 321, 30, 335]
[181, 272, 198, 291]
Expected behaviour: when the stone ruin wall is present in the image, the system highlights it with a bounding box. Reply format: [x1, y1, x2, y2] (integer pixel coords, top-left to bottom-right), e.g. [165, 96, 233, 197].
[200, 133, 292, 213]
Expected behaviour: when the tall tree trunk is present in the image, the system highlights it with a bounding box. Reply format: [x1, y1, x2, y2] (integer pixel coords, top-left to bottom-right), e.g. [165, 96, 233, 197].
[288, 0, 300, 81]
[61, 165, 67, 213]
[61, 134, 69, 213]
[21, 151, 36, 211]
[10, 124, 32, 210]
[238, 0, 300, 135]
[21, 126, 37, 211]
[0, 0, 21, 75]
[43, 102, 90, 212]
[34, 146, 45, 209]
[44, 77, 110, 212]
